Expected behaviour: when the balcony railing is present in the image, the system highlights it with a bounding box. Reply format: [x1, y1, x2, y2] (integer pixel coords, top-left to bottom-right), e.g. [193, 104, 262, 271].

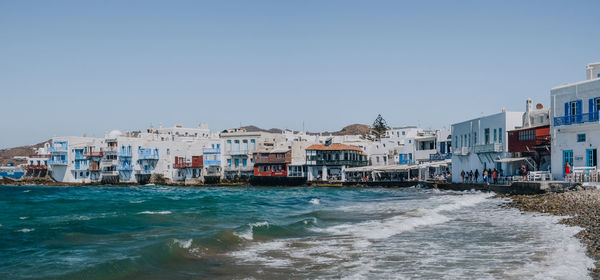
[173, 162, 191, 169]
[28, 154, 51, 159]
[554, 112, 600, 126]
[48, 159, 68, 165]
[102, 170, 119, 176]
[474, 143, 503, 153]
[204, 160, 221, 166]
[229, 149, 249, 155]
[138, 151, 159, 160]
[48, 146, 68, 153]
[118, 150, 132, 157]
[203, 147, 221, 154]
[84, 151, 104, 157]
[430, 153, 452, 161]
[25, 165, 47, 170]
[117, 164, 133, 171]
[74, 165, 89, 170]
[452, 147, 470, 156]
[136, 170, 152, 175]
[103, 146, 118, 153]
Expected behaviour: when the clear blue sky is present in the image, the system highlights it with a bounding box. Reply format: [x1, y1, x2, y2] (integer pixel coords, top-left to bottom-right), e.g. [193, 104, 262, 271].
[1, 0, 599, 148]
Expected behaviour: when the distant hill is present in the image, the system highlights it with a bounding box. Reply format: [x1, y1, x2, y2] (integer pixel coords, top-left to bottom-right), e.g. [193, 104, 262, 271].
[240, 124, 371, 136]
[0, 140, 49, 167]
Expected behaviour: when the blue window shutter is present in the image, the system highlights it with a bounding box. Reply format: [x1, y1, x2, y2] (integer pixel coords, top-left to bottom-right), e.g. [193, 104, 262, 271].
[565, 102, 569, 116]
[577, 100, 583, 115]
[590, 99, 595, 113]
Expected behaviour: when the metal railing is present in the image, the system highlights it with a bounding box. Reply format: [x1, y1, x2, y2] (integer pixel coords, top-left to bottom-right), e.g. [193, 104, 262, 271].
[203, 147, 221, 154]
[430, 153, 452, 161]
[48, 159, 68, 165]
[554, 111, 600, 126]
[48, 146, 68, 152]
[474, 143, 503, 153]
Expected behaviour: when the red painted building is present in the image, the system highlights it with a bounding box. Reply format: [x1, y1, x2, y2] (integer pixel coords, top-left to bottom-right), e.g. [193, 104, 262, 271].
[173, 156, 203, 169]
[253, 149, 291, 177]
[507, 125, 551, 153]
[507, 125, 551, 170]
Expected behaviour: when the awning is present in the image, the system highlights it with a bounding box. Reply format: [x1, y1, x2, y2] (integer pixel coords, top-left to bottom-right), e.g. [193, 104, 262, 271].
[494, 157, 529, 163]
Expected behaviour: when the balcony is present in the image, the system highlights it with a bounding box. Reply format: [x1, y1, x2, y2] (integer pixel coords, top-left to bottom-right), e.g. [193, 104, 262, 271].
[474, 143, 503, 153]
[103, 146, 118, 153]
[430, 153, 452, 161]
[84, 151, 104, 157]
[554, 112, 600, 126]
[73, 164, 89, 170]
[117, 164, 133, 171]
[48, 146, 68, 153]
[102, 170, 119, 176]
[138, 150, 159, 160]
[173, 162, 191, 169]
[229, 149, 249, 156]
[203, 147, 221, 154]
[25, 165, 47, 170]
[136, 170, 152, 175]
[29, 154, 51, 159]
[118, 150, 132, 157]
[204, 160, 221, 166]
[452, 147, 470, 156]
[48, 159, 68, 165]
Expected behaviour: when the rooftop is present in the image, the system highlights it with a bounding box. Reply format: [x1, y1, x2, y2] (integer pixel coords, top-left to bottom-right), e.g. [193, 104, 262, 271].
[306, 143, 365, 154]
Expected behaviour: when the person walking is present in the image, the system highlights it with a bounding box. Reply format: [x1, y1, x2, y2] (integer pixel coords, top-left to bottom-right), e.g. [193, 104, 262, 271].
[474, 169, 479, 183]
[483, 169, 488, 185]
[461, 170, 465, 183]
[492, 168, 498, 184]
[468, 170, 473, 183]
[565, 162, 571, 181]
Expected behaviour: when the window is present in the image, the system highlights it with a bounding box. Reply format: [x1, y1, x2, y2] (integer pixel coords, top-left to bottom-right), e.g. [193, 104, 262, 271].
[595, 98, 600, 112]
[234, 158, 239, 167]
[243, 140, 248, 152]
[227, 140, 232, 151]
[234, 140, 240, 152]
[402, 131, 406, 135]
[167, 148, 170, 155]
[473, 132, 477, 145]
[499, 128, 503, 143]
[578, 134, 586, 142]
[227, 159, 231, 167]
[571, 101, 578, 115]
[493, 129, 497, 142]
[242, 159, 247, 167]
[484, 128, 490, 144]
[251, 139, 256, 150]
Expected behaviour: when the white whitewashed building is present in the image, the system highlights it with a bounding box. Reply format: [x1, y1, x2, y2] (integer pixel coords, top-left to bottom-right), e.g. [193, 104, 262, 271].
[550, 63, 600, 179]
[451, 110, 524, 182]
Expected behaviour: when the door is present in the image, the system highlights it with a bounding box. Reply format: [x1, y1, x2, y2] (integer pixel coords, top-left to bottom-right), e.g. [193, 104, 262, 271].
[587, 149, 597, 167]
[563, 150, 574, 175]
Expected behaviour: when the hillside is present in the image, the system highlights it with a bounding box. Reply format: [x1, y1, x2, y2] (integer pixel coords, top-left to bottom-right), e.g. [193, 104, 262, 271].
[0, 140, 49, 166]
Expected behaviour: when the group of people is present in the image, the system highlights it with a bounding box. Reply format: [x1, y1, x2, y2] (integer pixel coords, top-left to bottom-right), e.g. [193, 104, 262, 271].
[460, 168, 501, 185]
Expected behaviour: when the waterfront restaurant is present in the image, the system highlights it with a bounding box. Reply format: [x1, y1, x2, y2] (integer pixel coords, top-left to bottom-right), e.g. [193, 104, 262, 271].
[305, 143, 368, 181]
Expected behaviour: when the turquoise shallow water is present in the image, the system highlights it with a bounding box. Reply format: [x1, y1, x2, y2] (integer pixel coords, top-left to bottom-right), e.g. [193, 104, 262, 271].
[0, 185, 593, 279]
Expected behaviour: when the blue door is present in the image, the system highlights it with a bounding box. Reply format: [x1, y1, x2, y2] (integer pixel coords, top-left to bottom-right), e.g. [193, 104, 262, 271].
[563, 150, 574, 175]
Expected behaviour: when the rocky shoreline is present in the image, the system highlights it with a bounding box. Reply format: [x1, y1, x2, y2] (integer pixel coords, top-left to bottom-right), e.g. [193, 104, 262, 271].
[507, 189, 600, 278]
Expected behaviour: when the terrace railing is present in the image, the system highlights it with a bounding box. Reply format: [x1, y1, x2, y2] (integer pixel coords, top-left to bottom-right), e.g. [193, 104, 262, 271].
[554, 112, 600, 127]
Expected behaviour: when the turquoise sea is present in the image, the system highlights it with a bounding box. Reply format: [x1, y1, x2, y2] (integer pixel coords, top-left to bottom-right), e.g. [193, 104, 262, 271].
[0, 185, 593, 279]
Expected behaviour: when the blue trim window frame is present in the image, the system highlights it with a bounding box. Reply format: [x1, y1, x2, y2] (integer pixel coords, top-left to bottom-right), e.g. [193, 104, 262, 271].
[587, 149, 597, 167]
[227, 159, 231, 167]
[577, 133, 586, 143]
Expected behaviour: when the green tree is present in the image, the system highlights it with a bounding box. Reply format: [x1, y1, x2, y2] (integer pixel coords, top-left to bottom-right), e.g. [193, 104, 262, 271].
[372, 114, 388, 140]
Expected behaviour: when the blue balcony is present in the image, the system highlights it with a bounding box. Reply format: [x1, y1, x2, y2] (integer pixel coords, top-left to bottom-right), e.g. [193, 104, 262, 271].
[203, 147, 221, 154]
[430, 153, 452, 161]
[48, 159, 68, 165]
[48, 142, 68, 153]
[138, 148, 159, 160]
[136, 170, 152, 175]
[117, 164, 133, 171]
[74, 163, 90, 170]
[554, 112, 600, 126]
[203, 160, 221, 166]
[118, 148, 132, 157]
